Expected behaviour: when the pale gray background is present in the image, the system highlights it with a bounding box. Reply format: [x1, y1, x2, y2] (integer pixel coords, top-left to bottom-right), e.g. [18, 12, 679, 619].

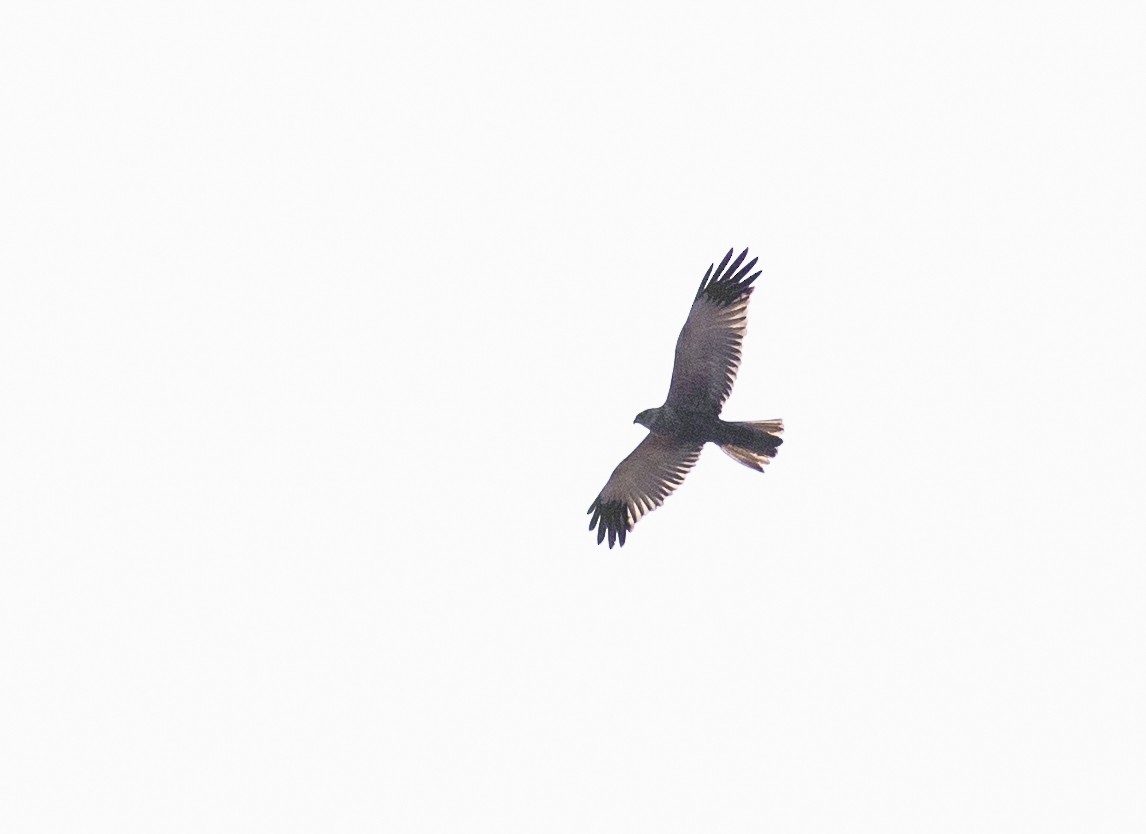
[3, 1, 1145, 831]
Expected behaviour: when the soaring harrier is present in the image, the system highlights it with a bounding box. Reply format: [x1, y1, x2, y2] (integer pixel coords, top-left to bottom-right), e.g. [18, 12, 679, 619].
[588, 248, 783, 548]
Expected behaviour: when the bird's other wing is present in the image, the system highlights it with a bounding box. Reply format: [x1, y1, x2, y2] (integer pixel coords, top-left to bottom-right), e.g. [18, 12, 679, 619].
[587, 432, 704, 548]
[665, 247, 761, 414]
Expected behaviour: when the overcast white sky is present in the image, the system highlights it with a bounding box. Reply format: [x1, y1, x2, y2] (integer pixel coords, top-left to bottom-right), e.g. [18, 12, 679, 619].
[3, 1, 1145, 831]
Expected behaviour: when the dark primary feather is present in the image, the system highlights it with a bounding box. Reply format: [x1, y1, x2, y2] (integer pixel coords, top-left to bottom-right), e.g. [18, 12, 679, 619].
[695, 247, 760, 306]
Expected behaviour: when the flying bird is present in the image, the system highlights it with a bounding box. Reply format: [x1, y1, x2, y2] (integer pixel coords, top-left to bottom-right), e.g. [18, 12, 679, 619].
[588, 248, 783, 548]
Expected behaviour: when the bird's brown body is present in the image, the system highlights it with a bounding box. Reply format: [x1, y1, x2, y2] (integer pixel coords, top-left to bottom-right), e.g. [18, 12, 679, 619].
[637, 405, 778, 450]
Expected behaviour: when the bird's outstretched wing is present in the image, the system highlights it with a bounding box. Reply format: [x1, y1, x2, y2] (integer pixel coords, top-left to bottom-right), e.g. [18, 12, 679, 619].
[587, 433, 704, 548]
[665, 247, 760, 414]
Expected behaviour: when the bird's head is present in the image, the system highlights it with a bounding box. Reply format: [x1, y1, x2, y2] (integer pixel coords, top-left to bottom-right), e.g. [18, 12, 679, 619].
[633, 407, 660, 429]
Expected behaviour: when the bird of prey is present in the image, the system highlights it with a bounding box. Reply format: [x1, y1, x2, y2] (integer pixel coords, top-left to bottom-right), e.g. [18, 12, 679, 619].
[588, 248, 783, 548]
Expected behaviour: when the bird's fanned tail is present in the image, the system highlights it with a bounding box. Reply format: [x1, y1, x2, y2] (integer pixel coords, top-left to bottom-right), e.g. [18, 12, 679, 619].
[717, 419, 783, 472]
